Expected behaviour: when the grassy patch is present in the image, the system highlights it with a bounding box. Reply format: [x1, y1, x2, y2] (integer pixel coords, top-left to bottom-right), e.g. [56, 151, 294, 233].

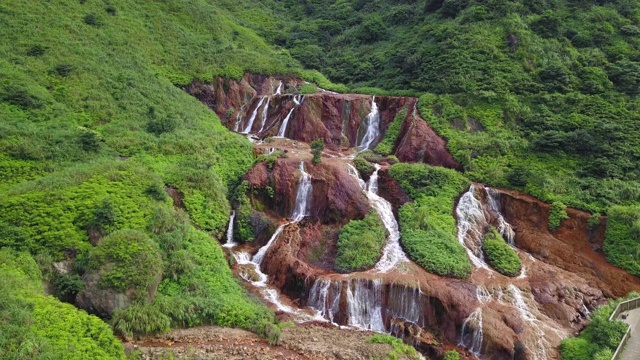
[603, 206, 640, 276]
[389, 163, 472, 278]
[367, 334, 421, 360]
[335, 212, 387, 272]
[482, 227, 521, 276]
[375, 107, 407, 156]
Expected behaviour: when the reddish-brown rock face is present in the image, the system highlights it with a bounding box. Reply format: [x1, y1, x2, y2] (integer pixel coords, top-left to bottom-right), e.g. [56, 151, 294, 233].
[493, 188, 640, 298]
[185, 74, 461, 169]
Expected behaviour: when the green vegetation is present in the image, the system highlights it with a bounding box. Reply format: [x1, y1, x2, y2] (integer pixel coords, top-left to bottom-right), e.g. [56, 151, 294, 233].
[389, 163, 472, 278]
[482, 227, 522, 276]
[444, 350, 461, 360]
[0, 248, 125, 359]
[353, 157, 375, 177]
[265, 0, 640, 214]
[366, 334, 421, 360]
[310, 139, 325, 164]
[375, 107, 407, 156]
[299, 83, 318, 94]
[87, 229, 163, 294]
[335, 212, 387, 272]
[548, 201, 569, 231]
[560, 293, 637, 360]
[603, 206, 640, 276]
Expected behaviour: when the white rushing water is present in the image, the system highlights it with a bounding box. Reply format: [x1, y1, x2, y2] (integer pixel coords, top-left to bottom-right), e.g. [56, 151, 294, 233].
[506, 285, 550, 360]
[292, 161, 312, 221]
[307, 279, 342, 324]
[358, 97, 381, 149]
[242, 97, 266, 134]
[484, 188, 516, 245]
[275, 81, 283, 95]
[459, 308, 484, 356]
[222, 211, 237, 248]
[346, 278, 385, 332]
[367, 164, 408, 272]
[476, 285, 492, 304]
[275, 95, 303, 138]
[456, 186, 491, 269]
[258, 97, 271, 133]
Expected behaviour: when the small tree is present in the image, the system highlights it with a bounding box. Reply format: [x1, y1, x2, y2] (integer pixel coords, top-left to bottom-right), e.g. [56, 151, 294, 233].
[310, 139, 324, 164]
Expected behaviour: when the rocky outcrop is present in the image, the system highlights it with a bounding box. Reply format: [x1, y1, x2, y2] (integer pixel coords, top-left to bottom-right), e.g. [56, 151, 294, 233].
[492, 188, 640, 298]
[245, 158, 370, 225]
[185, 74, 461, 169]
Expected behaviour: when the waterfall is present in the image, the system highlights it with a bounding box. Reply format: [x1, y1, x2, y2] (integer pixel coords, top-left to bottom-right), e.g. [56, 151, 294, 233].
[476, 285, 491, 304]
[222, 211, 237, 248]
[367, 164, 408, 273]
[358, 97, 381, 150]
[346, 163, 366, 190]
[459, 308, 484, 355]
[258, 97, 271, 132]
[291, 162, 312, 221]
[387, 283, 421, 325]
[308, 279, 342, 324]
[346, 278, 385, 332]
[234, 104, 246, 132]
[242, 97, 266, 134]
[275, 81, 283, 95]
[252, 223, 288, 265]
[484, 188, 516, 245]
[276, 108, 295, 138]
[456, 186, 491, 269]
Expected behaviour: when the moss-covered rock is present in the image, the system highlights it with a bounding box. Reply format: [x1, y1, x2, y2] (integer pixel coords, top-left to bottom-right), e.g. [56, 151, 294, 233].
[482, 227, 522, 277]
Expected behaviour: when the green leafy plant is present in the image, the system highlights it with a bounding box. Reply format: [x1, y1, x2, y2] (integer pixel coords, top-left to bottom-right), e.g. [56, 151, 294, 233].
[335, 212, 387, 272]
[310, 139, 325, 164]
[482, 227, 521, 276]
[549, 201, 569, 231]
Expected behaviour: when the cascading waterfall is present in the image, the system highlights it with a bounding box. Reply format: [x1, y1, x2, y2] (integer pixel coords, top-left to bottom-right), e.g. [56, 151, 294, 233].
[222, 211, 237, 248]
[386, 283, 422, 325]
[476, 285, 491, 304]
[276, 95, 302, 138]
[258, 97, 271, 132]
[456, 186, 491, 269]
[275, 81, 283, 95]
[484, 188, 516, 245]
[291, 161, 312, 221]
[234, 104, 246, 132]
[358, 97, 381, 149]
[506, 285, 551, 360]
[459, 308, 484, 355]
[242, 97, 266, 134]
[367, 164, 408, 273]
[346, 278, 385, 332]
[346, 163, 366, 190]
[307, 279, 342, 324]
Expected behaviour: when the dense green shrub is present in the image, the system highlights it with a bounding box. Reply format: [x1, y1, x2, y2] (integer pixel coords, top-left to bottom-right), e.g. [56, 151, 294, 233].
[444, 350, 461, 360]
[366, 334, 421, 359]
[560, 294, 634, 360]
[482, 227, 521, 276]
[88, 229, 163, 293]
[299, 84, 318, 94]
[353, 157, 375, 177]
[375, 107, 407, 156]
[0, 249, 125, 359]
[548, 201, 569, 231]
[604, 206, 640, 276]
[335, 212, 387, 272]
[310, 139, 325, 164]
[390, 163, 472, 278]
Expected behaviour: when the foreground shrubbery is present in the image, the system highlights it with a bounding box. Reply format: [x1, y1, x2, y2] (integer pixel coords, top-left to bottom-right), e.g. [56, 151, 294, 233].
[366, 334, 422, 360]
[0, 248, 125, 359]
[482, 227, 521, 276]
[560, 293, 637, 360]
[335, 212, 387, 272]
[390, 163, 472, 278]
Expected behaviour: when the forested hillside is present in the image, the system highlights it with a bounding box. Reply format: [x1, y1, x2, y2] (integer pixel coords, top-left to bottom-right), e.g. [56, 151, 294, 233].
[0, 0, 332, 357]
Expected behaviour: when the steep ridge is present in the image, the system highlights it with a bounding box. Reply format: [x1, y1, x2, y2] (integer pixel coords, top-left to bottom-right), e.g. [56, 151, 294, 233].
[188, 75, 640, 360]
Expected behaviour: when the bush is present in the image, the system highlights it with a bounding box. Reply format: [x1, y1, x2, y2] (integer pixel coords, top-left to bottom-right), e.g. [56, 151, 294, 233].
[335, 212, 387, 272]
[548, 201, 569, 231]
[482, 227, 521, 276]
[83, 13, 102, 26]
[390, 163, 472, 278]
[299, 83, 318, 94]
[353, 157, 375, 177]
[87, 229, 163, 293]
[147, 116, 179, 135]
[366, 334, 421, 359]
[310, 139, 324, 164]
[444, 350, 461, 360]
[604, 206, 640, 276]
